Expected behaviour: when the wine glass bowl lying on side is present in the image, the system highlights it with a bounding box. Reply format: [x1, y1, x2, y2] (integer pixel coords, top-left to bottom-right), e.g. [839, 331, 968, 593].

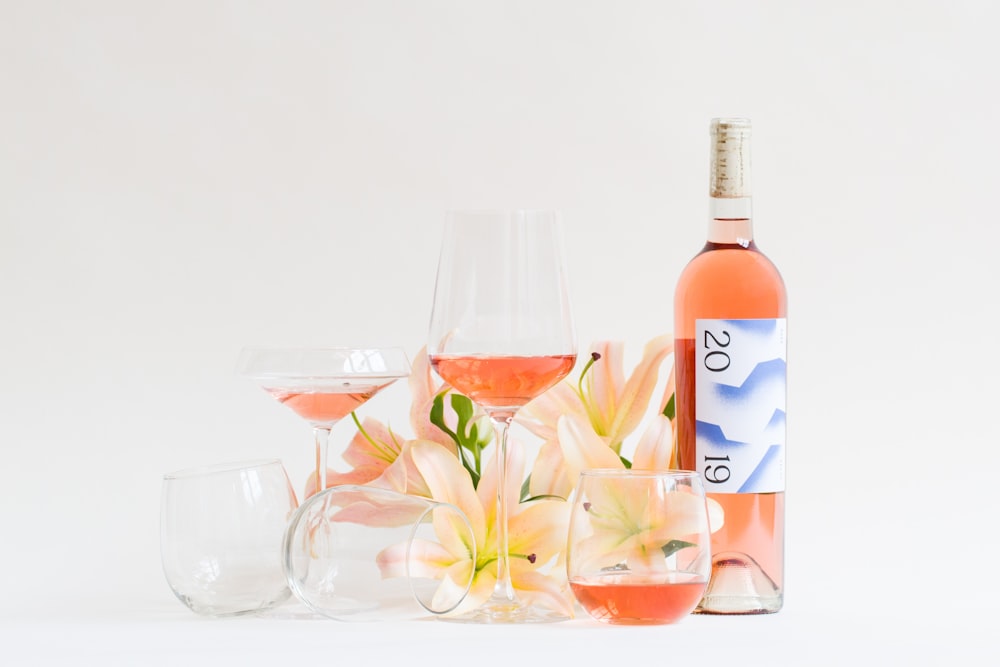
[282, 485, 477, 621]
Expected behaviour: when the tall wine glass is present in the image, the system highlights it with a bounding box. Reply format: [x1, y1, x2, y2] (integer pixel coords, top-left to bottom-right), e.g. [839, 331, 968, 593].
[238, 347, 411, 496]
[427, 210, 576, 623]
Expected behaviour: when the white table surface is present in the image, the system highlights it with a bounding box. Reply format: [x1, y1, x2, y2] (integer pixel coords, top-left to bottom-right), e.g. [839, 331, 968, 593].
[3, 590, 991, 666]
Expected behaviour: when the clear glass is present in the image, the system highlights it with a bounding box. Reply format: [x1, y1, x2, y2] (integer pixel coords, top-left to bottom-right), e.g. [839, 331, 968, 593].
[237, 347, 411, 497]
[566, 469, 712, 625]
[426, 209, 577, 623]
[283, 485, 476, 621]
[160, 459, 299, 616]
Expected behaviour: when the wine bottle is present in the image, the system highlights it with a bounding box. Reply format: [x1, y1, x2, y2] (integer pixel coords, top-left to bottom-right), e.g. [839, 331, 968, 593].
[674, 118, 786, 614]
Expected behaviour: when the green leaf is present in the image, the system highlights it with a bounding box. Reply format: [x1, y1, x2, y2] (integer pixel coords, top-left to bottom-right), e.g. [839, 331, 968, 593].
[430, 391, 458, 441]
[522, 493, 567, 503]
[662, 393, 676, 420]
[660, 539, 697, 558]
[451, 392, 475, 423]
[451, 394, 477, 450]
[619, 455, 632, 469]
[520, 476, 532, 502]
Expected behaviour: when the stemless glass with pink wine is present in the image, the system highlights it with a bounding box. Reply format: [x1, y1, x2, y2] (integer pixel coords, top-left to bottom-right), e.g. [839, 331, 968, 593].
[238, 347, 411, 497]
[427, 209, 577, 624]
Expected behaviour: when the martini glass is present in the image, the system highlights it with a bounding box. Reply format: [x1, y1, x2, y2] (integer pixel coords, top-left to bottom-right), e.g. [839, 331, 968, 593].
[238, 347, 411, 496]
[427, 210, 577, 623]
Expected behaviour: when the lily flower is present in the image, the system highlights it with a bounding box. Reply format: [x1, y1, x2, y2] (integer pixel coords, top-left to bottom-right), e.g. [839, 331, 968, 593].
[518, 334, 677, 499]
[304, 348, 460, 497]
[557, 412, 724, 534]
[571, 471, 712, 575]
[377, 439, 574, 616]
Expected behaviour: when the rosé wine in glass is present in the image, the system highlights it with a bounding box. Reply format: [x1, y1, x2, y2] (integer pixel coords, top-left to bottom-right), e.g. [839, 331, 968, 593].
[429, 353, 575, 415]
[569, 573, 708, 625]
[238, 347, 410, 497]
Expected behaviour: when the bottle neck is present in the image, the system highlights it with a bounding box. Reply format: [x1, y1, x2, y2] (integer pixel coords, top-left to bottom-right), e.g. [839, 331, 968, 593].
[707, 118, 753, 247]
[708, 196, 753, 246]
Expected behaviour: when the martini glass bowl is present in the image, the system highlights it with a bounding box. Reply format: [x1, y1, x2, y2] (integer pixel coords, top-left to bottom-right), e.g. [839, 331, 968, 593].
[238, 347, 410, 496]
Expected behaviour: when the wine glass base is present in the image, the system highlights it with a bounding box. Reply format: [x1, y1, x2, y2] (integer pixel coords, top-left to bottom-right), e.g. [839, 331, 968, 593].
[441, 601, 570, 625]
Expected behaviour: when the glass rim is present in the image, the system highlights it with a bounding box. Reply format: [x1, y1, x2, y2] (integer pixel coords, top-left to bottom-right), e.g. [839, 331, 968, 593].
[443, 209, 563, 223]
[237, 345, 411, 362]
[163, 458, 284, 480]
[445, 208, 562, 215]
[236, 346, 412, 379]
[578, 468, 702, 480]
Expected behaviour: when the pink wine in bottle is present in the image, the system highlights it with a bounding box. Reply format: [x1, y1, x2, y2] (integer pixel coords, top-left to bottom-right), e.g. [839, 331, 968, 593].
[674, 118, 786, 614]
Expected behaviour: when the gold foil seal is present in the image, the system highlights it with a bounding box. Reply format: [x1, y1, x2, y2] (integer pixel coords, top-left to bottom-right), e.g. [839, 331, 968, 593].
[710, 118, 751, 198]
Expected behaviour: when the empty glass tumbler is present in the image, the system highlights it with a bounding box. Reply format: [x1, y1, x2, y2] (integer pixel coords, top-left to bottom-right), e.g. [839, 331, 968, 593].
[160, 459, 299, 616]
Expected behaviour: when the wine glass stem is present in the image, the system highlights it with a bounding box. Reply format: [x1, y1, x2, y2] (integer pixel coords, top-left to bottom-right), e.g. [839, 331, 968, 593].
[313, 426, 332, 494]
[490, 413, 517, 605]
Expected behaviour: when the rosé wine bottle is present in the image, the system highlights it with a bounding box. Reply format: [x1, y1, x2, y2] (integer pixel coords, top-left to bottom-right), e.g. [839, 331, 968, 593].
[674, 118, 786, 614]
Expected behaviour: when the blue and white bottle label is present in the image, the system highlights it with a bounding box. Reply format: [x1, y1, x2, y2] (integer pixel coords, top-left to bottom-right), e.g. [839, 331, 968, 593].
[695, 318, 786, 494]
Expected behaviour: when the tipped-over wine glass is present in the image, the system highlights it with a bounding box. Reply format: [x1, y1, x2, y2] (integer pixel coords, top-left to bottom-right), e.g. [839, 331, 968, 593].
[427, 210, 577, 624]
[238, 347, 411, 496]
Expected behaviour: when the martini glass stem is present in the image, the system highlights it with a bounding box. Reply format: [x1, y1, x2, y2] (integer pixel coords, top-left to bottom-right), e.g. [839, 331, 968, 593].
[488, 412, 518, 607]
[313, 425, 332, 494]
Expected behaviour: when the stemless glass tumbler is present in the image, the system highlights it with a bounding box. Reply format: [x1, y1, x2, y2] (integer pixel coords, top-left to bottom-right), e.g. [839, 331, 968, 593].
[283, 485, 476, 621]
[566, 470, 712, 625]
[160, 459, 299, 616]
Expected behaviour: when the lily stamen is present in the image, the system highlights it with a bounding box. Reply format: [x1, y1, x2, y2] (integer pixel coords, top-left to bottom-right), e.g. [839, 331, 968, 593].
[350, 411, 398, 463]
[577, 351, 602, 397]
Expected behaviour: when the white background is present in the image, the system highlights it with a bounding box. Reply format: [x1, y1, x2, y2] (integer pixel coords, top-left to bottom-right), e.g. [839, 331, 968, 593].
[2, 1, 997, 664]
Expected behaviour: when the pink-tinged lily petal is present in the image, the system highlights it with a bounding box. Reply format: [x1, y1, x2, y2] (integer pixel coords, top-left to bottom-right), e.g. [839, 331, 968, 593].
[556, 414, 623, 484]
[431, 559, 476, 613]
[304, 465, 386, 498]
[409, 440, 488, 548]
[606, 335, 674, 447]
[301, 417, 407, 497]
[573, 484, 713, 575]
[321, 489, 428, 528]
[631, 414, 674, 471]
[509, 570, 575, 617]
[527, 439, 573, 500]
[707, 496, 725, 534]
[474, 435, 527, 536]
[518, 382, 588, 442]
[449, 567, 498, 616]
[342, 417, 402, 469]
[658, 363, 676, 416]
[585, 341, 625, 436]
[506, 499, 571, 569]
[408, 348, 457, 449]
[376, 538, 455, 580]
[430, 500, 477, 564]
[367, 440, 437, 498]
